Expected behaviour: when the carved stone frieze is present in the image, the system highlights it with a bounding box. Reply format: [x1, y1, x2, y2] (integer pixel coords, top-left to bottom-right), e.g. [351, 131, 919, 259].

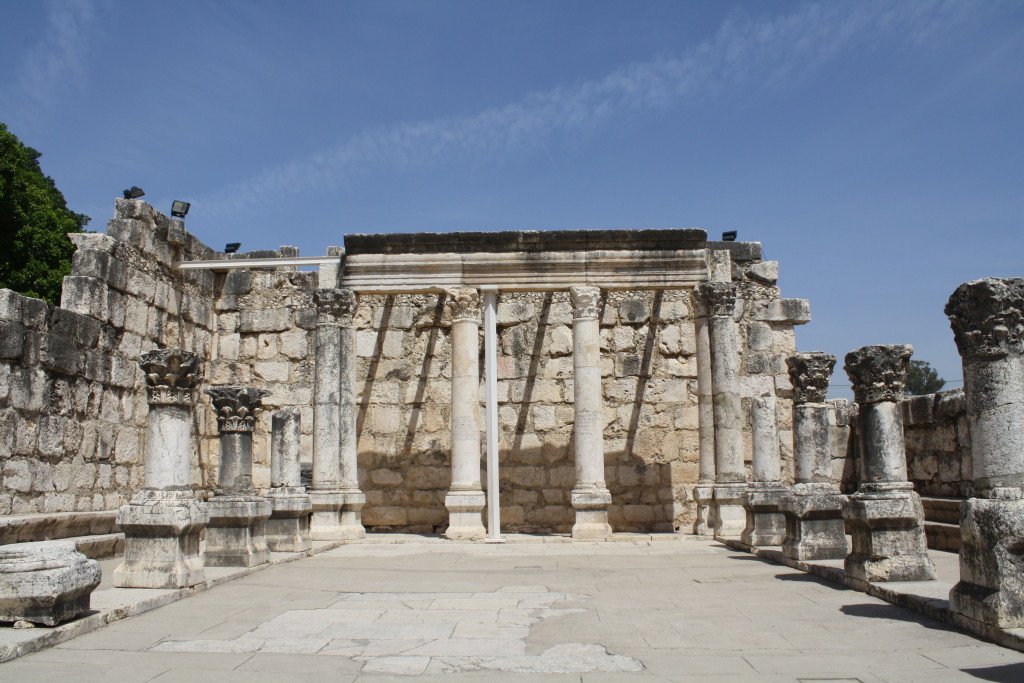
[844, 344, 913, 404]
[206, 386, 271, 433]
[138, 348, 202, 406]
[694, 282, 736, 318]
[946, 277, 1024, 359]
[570, 286, 601, 320]
[786, 352, 836, 405]
[314, 288, 358, 326]
[445, 288, 481, 323]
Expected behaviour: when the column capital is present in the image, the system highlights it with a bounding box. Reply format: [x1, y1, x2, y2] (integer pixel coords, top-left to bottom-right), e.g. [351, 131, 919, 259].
[138, 348, 203, 406]
[946, 277, 1024, 359]
[844, 344, 913, 404]
[569, 286, 601, 319]
[786, 352, 836, 404]
[315, 288, 358, 326]
[206, 386, 270, 433]
[693, 282, 736, 318]
[445, 288, 481, 323]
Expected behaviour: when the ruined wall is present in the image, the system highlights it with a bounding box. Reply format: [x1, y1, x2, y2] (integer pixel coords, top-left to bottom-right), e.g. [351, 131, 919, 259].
[902, 388, 971, 497]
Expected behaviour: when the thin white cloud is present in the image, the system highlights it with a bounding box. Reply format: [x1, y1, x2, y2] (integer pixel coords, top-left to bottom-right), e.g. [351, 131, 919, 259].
[3, 0, 98, 121]
[199, 0, 968, 221]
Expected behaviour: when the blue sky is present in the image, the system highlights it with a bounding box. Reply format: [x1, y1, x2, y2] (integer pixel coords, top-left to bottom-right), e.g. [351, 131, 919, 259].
[2, 0, 1022, 396]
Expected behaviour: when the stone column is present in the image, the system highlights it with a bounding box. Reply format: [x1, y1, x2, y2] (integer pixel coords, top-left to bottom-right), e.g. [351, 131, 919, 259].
[114, 348, 209, 588]
[842, 345, 935, 582]
[337, 288, 366, 539]
[946, 278, 1024, 628]
[570, 285, 612, 540]
[740, 394, 787, 547]
[444, 288, 486, 540]
[779, 352, 849, 561]
[265, 409, 313, 552]
[205, 386, 272, 567]
[310, 288, 351, 539]
[692, 298, 716, 535]
[694, 282, 745, 537]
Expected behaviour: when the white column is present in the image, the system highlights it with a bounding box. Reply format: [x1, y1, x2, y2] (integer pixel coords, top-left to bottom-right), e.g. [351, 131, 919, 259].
[569, 285, 612, 540]
[482, 287, 503, 541]
[337, 289, 366, 539]
[445, 288, 486, 540]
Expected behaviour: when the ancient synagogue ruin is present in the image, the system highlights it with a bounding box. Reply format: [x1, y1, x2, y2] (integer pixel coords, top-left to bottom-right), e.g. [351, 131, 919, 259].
[2, 198, 1024, 651]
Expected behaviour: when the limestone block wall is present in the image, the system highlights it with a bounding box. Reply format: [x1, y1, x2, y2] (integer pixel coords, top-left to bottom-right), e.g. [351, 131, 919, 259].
[0, 199, 219, 514]
[902, 388, 971, 497]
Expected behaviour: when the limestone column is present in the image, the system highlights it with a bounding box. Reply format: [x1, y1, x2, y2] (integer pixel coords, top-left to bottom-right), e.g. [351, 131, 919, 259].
[265, 409, 313, 552]
[692, 298, 716, 535]
[740, 394, 787, 548]
[570, 285, 612, 540]
[114, 348, 208, 588]
[694, 282, 745, 537]
[779, 352, 849, 561]
[310, 288, 349, 539]
[205, 386, 272, 567]
[444, 288, 486, 540]
[337, 288, 366, 539]
[946, 278, 1024, 628]
[842, 345, 935, 582]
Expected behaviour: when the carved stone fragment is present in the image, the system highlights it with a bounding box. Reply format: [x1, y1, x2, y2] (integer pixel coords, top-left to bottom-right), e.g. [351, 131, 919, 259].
[0, 541, 101, 626]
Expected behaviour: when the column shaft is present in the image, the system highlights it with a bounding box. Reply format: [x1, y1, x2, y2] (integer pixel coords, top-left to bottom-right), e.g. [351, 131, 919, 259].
[144, 403, 191, 490]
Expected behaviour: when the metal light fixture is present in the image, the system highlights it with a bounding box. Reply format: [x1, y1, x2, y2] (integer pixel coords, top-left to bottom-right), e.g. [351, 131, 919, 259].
[122, 186, 145, 199]
[722, 231, 737, 242]
[224, 243, 241, 254]
[170, 200, 191, 218]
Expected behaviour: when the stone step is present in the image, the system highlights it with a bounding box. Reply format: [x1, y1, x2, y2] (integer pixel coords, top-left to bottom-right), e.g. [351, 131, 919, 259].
[0, 510, 119, 545]
[925, 520, 962, 553]
[68, 533, 125, 559]
[920, 496, 962, 525]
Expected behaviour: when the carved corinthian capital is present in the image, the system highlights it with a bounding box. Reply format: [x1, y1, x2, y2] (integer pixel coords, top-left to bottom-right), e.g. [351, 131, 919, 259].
[314, 288, 358, 326]
[786, 352, 836, 404]
[844, 344, 913, 404]
[570, 286, 601, 320]
[206, 386, 271, 433]
[694, 282, 736, 318]
[445, 288, 480, 323]
[138, 348, 203, 406]
[945, 277, 1024, 359]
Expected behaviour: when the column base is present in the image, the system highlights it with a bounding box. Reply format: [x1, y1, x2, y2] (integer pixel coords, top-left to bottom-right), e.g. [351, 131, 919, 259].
[843, 488, 935, 583]
[339, 490, 367, 540]
[308, 490, 345, 540]
[779, 484, 849, 561]
[740, 484, 788, 548]
[265, 487, 313, 553]
[571, 488, 612, 541]
[444, 490, 486, 540]
[693, 484, 715, 536]
[206, 496, 272, 568]
[0, 541, 101, 626]
[114, 490, 208, 589]
[712, 483, 747, 539]
[950, 497, 1024, 629]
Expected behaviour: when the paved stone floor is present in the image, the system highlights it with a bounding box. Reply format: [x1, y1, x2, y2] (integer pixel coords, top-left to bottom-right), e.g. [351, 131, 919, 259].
[3, 538, 1024, 681]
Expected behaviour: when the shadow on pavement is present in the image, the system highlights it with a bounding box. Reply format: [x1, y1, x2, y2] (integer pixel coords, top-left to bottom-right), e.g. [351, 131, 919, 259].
[962, 663, 1024, 682]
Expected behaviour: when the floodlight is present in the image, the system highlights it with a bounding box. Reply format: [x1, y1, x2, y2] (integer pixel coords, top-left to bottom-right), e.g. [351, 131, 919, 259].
[122, 186, 145, 199]
[171, 200, 191, 218]
[722, 231, 737, 242]
[225, 243, 241, 254]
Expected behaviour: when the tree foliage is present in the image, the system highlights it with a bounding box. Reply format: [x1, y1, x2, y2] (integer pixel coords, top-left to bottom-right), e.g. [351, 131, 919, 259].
[905, 360, 945, 396]
[0, 123, 89, 305]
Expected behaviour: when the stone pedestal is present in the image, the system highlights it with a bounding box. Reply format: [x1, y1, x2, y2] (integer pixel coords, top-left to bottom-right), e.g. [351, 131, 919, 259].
[741, 485, 788, 548]
[570, 286, 612, 540]
[780, 353, 849, 561]
[205, 385, 272, 567]
[946, 278, 1024, 628]
[445, 289, 486, 540]
[115, 348, 208, 589]
[842, 345, 935, 583]
[0, 542, 101, 626]
[692, 484, 716, 537]
[265, 409, 312, 552]
[712, 484, 747, 538]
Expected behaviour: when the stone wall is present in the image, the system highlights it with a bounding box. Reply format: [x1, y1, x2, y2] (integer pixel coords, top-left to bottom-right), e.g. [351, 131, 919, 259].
[902, 388, 971, 497]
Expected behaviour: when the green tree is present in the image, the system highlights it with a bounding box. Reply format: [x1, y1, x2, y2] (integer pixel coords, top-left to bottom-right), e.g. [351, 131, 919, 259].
[0, 123, 89, 305]
[905, 360, 946, 395]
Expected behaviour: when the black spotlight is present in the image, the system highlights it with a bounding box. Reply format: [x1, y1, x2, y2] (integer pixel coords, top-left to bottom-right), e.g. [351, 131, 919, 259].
[170, 200, 191, 218]
[721, 231, 737, 242]
[224, 243, 241, 254]
[122, 186, 145, 199]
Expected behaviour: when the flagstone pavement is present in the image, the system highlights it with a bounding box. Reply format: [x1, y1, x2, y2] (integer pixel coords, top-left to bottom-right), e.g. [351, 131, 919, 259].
[2, 538, 1024, 682]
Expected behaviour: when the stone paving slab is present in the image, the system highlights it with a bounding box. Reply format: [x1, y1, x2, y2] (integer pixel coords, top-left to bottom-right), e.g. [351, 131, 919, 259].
[2, 537, 1024, 681]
